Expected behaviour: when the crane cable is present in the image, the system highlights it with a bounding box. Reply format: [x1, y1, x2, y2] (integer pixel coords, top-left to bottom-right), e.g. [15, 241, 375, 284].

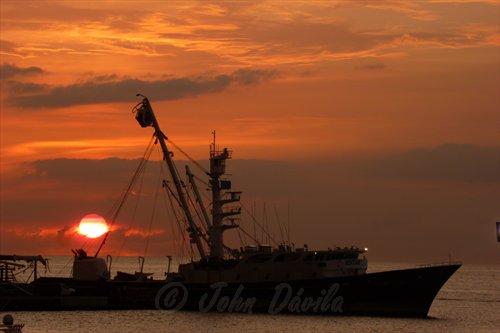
[160, 159, 193, 261]
[95, 134, 156, 257]
[240, 201, 279, 246]
[167, 139, 210, 176]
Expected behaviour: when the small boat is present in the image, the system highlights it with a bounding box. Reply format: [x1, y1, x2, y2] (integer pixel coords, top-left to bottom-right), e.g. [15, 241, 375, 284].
[0, 314, 24, 333]
[0, 95, 461, 316]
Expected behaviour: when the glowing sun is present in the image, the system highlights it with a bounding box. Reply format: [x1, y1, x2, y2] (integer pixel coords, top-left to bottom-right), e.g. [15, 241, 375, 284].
[78, 214, 109, 238]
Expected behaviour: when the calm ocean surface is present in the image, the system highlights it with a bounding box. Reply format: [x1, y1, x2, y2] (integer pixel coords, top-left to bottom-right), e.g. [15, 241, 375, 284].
[4, 257, 499, 333]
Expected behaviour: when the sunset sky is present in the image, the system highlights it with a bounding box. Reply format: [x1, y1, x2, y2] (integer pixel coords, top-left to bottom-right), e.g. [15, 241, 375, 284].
[0, 1, 498, 264]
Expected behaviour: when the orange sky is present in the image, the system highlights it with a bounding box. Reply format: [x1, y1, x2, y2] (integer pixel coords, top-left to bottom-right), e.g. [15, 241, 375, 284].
[0, 1, 498, 264]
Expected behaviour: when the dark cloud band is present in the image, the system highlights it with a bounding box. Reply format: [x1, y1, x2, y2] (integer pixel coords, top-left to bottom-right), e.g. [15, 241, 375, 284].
[8, 69, 277, 109]
[0, 63, 44, 79]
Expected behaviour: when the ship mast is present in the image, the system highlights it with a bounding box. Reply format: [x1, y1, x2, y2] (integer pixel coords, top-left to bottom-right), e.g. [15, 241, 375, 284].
[209, 131, 240, 259]
[134, 95, 207, 259]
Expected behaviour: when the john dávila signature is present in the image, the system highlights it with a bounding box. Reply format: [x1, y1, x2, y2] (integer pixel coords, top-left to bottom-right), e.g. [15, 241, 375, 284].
[154, 282, 343, 314]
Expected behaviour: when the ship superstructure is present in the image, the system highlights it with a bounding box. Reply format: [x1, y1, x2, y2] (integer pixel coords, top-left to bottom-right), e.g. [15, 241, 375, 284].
[132, 95, 369, 284]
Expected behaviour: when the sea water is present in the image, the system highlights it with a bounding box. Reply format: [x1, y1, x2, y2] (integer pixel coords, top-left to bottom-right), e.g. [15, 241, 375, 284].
[3, 257, 498, 333]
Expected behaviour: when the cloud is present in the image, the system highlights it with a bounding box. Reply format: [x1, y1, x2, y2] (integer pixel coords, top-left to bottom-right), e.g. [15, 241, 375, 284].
[236, 20, 394, 62]
[359, 1, 438, 21]
[348, 143, 498, 183]
[10, 143, 497, 203]
[231, 68, 278, 85]
[1, 1, 497, 70]
[123, 228, 166, 238]
[9, 69, 277, 109]
[1, 143, 497, 261]
[5, 80, 49, 94]
[26, 158, 142, 184]
[0, 63, 44, 79]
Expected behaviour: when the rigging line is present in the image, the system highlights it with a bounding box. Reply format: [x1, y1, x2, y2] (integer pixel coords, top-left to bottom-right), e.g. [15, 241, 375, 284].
[240, 201, 279, 246]
[162, 165, 189, 260]
[184, 185, 209, 254]
[159, 166, 181, 262]
[56, 256, 75, 277]
[238, 210, 248, 245]
[223, 246, 240, 259]
[95, 134, 156, 257]
[168, 150, 190, 212]
[186, 188, 209, 235]
[165, 183, 185, 261]
[240, 220, 248, 245]
[108, 137, 155, 227]
[252, 201, 257, 243]
[171, 154, 185, 192]
[26, 270, 34, 283]
[274, 204, 286, 245]
[56, 227, 95, 276]
[55, 224, 89, 275]
[144, 167, 162, 257]
[236, 228, 245, 247]
[163, 180, 181, 207]
[171, 152, 207, 257]
[104, 135, 156, 220]
[261, 203, 266, 244]
[237, 225, 261, 245]
[193, 173, 210, 187]
[116, 143, 152, 259]
[197, 183, 214, 218]
[287, 203, 291, 247]
[186, 177, 210, 232]
[157, 153, 190, 264]
[13, 265, 35, 283]
[167, 139, 210, 175]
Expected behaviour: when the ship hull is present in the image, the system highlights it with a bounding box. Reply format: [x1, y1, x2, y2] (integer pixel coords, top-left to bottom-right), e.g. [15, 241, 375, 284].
[0, 264, 460, 317]
[161, 263, 460, 317]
